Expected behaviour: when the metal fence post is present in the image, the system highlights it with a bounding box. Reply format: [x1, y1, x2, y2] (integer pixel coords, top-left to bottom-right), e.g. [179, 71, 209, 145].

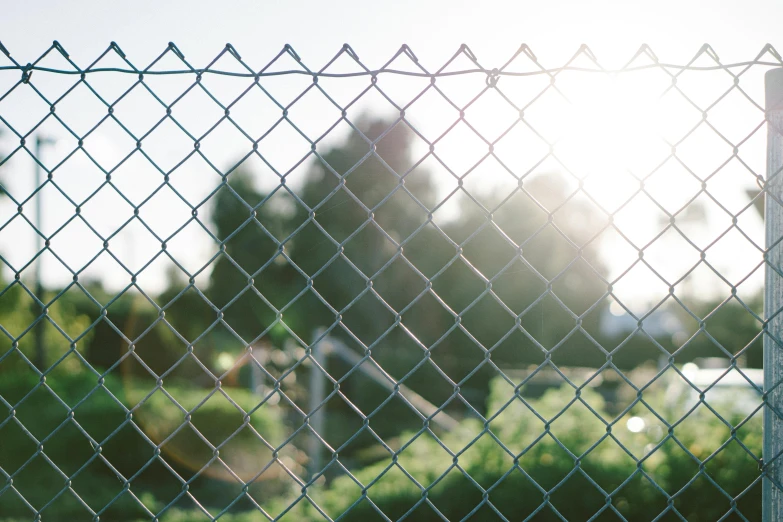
[765, 67, 783, 521]
[308, 328, 327, 479]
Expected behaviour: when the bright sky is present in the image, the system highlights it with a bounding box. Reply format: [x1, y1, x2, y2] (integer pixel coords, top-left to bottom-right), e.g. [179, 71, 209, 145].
[0, 0, 780, 313]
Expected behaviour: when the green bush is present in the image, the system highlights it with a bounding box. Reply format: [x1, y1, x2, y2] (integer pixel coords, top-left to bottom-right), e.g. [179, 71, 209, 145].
[0, 370, 292, 521]
[2, 366, 761, 521]
[0, 370, 153, 520]
[269, 379, 762, 521]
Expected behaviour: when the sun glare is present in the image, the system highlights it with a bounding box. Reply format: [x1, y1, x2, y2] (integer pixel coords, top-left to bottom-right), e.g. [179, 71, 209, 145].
[556, 74, 664, 212]
[399, 68, 766, 310]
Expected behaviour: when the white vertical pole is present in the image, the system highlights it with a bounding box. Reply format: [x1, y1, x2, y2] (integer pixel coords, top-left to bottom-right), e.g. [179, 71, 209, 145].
[307, 328, 327, 479]
[33, 135, 54, 371]
[765, 67, 783, 521]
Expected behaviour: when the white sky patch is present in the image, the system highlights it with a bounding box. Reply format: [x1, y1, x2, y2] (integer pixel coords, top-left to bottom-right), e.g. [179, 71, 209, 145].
[0, 56, 772, 307]
[0, 1, 779, 305]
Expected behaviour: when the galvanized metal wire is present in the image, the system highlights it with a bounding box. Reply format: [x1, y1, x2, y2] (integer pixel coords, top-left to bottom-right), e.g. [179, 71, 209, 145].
[0, 41, 780, 521]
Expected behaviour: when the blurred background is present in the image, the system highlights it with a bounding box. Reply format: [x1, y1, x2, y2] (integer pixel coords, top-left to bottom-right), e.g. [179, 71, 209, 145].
[0, 1, 780, 520]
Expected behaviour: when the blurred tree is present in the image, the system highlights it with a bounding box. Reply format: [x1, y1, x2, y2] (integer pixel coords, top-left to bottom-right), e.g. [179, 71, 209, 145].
[204, 115, 610, 445]
[662, 187, 764, 368]
[676, 295, 763, 368]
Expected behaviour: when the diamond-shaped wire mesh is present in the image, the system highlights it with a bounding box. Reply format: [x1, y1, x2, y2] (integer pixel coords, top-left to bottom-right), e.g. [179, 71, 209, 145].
[0, 41, 780, 521]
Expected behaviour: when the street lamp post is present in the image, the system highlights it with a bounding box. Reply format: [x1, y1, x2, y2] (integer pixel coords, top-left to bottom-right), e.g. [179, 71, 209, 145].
[33, 135, 55, 371]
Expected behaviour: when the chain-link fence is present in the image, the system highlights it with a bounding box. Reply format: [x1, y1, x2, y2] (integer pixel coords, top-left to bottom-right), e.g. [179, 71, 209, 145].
[0, 41, 781, 521]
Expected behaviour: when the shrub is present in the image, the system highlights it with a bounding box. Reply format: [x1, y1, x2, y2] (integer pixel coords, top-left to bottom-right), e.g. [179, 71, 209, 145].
[0, 370, 292, 521]
[278, 379, 762, 521]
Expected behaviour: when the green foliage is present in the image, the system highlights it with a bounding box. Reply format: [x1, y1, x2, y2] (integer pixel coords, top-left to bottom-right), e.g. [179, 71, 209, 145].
[136, 379, 762, 521]
[0, 282, 96, 374]
[0, 370, 152, 520]
[0, 116, 767, 520]
[272, 381, 761, 521]
[202, 117, 613, 452]
[122, 376, 293, 484]
[677, 295, 763, 368]
[0, 371, 291, 521]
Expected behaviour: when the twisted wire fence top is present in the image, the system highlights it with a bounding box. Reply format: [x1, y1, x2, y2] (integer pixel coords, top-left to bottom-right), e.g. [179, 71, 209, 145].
[0, 41, 780, 522]
[2, 41, 783, 75]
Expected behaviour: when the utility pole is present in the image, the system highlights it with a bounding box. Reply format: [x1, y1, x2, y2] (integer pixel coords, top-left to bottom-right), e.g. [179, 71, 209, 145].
[33, 135, 55, 371]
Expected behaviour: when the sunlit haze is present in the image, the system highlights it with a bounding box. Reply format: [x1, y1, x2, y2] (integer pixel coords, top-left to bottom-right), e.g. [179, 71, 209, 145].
[0, 0, 780, 313]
